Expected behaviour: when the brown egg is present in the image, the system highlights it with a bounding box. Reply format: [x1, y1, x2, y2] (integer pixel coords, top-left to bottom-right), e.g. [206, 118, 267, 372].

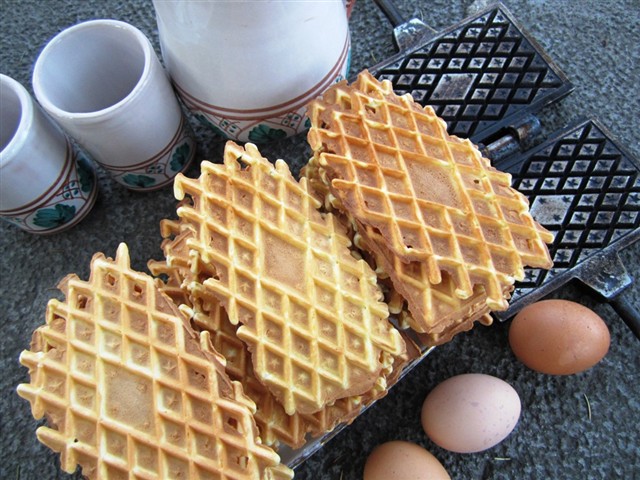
[363, 441, 451, 480]
[509, 299, 610, 375]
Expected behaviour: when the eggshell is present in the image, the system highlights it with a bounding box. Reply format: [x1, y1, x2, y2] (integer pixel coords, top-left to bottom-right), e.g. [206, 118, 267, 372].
[421, 374, 521, 453]
[509, 299, 610, 375]
[363, 441, 451, 480]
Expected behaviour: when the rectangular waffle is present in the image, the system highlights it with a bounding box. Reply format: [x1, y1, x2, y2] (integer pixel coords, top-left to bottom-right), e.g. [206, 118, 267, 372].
[17, 243, 292, 480]
[151, 223, 411, 449]
[303, 71, 553, 341]
[306, 70, 553, 312]
[172, 141, 407, 416]
[150, 224, 312, 449]
[303, 170, 496, 343]
[354, 221, 496, 345]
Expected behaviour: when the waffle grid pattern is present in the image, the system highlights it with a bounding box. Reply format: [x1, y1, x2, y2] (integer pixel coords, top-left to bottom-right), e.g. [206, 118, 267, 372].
[308, 71, 553, 310]
[374, 6, 570, 141]
[151, 222, 309, 448]
[355, 221, 492, 338]
[18, 244, 291, 480]
[150, 220, 395, 448]
[174, 142, 405, 415]
[508, 120, 640, 303]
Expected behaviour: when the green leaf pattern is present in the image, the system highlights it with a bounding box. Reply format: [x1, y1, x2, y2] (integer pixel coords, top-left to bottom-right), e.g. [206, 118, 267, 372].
[248, 124, 287, 143]
[195, 113, 229, 139]
[170, 142, 191, 172]
[123, 174, 156, 188]
[33, 204, 76, 228]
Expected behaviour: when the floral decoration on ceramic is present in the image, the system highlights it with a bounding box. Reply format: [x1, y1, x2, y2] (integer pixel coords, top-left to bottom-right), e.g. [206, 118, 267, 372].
[1, 146, 98, 234]
[108, 119, 196, 191]
[175, 40, 351, 143]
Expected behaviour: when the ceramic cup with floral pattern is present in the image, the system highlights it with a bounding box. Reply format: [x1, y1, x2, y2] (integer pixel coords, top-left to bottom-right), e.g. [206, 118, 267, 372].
[153, 0, 351, 143]
[0, 75, 98, 234]
[32, 19, 195, 191]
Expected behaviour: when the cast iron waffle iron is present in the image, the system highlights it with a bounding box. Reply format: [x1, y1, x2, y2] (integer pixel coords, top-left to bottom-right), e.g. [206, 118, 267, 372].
[283, 1, 638, 470]
[366, 1, 640, 337]
[493, 118, 640, 337]
[369, 0, 574, 145]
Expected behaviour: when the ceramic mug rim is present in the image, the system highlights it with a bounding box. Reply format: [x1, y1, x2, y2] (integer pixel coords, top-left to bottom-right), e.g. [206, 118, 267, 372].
[0, 75, 35, 169]
[32, 19, 154, 123]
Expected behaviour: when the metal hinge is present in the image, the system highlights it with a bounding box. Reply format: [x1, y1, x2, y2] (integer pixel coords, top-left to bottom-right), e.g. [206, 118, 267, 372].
[480, 114, 541, 162]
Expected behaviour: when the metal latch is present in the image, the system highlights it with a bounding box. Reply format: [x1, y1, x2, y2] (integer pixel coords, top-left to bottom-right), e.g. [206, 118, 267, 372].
[480, 114, 541, 162]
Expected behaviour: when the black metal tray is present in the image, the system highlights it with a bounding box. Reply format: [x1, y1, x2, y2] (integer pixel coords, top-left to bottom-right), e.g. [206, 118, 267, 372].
[369, 2, 573, 144]
[494, 118, 640, 336]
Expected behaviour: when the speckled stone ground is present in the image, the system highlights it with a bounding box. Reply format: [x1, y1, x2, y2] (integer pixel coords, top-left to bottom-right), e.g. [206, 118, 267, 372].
[1, 1, 638, 479]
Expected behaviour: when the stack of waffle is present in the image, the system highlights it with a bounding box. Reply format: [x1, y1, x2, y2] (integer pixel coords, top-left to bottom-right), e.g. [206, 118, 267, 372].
[302, 70, 553, 345]
[17, 70, 552, 478]
[148, 142, 413, 449]
[17, 243, 293, 479]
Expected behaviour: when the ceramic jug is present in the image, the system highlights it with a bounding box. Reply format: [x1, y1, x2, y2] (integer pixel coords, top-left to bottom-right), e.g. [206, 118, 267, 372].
[153, 0, 351, 143]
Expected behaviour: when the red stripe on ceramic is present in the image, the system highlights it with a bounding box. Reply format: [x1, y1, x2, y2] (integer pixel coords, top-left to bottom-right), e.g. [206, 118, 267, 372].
[174, 36, 350, 121]
[0, 139, 74, 216]
[104, 116, 187, 172]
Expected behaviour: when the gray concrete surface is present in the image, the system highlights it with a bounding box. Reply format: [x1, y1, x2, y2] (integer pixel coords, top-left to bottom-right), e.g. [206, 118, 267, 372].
[1, 1, 638, 479]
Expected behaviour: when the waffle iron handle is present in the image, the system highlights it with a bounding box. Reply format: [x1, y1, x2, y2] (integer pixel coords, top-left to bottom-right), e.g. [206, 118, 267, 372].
[579, 252, 640, 340]
[609, 290, 640, 340]
[371, 0, 436, 51]
[372, 0, 406, 26]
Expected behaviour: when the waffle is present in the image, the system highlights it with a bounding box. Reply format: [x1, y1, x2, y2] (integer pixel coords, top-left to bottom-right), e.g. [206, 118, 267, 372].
[148, 220, 380, 448]
[150, 221, 307, 447]
[173, 141, 406, 416]
[302, 164, 498, 342]
[148, 220, 193, 308]
[17, 243, 292, 480]
[306, 70, 553, 311]
[354, 221, 495, 345]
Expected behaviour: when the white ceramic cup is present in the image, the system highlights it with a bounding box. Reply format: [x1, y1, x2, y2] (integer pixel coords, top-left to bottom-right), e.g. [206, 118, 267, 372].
[153, 0, 351, 143]
[0, 75, 98, 234]
[33, 19, 195, 191]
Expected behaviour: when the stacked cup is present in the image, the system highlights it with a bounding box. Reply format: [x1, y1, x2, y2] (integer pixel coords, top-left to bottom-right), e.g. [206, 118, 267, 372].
[1, 19, 196, 234]
[0, 75, 98, 234]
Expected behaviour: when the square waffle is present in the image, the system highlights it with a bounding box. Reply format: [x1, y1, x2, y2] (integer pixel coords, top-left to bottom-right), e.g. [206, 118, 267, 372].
[150, 223, 313, 449]
[301, 171, 496, 343]
[150, 221, 406, 448]
[306, 70, 553, 311]
[173, 142, 406, 416]
[17, 243, 292, 479]
[354, 221, 496, 345]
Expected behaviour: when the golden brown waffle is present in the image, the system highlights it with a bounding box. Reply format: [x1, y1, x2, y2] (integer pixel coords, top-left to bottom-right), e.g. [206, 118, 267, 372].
[148, 218, 204, 309]
[149, 221, 309, 448]
[151, 219, 346, 448]
[303, 162, 496, 343]
[173, 141, 406, 416]
[306, 70, 553, 310]
[17, 243, 292, 480]
[354, 221, 495, 344]
[148, 220, 193, 308]
[187, 298, 407, 448]
[185, 300, 312, 449]
[150, 213, 379, 447]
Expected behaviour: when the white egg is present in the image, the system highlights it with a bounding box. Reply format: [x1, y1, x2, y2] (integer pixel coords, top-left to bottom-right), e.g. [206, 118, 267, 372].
[421, 373, 521, 453]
